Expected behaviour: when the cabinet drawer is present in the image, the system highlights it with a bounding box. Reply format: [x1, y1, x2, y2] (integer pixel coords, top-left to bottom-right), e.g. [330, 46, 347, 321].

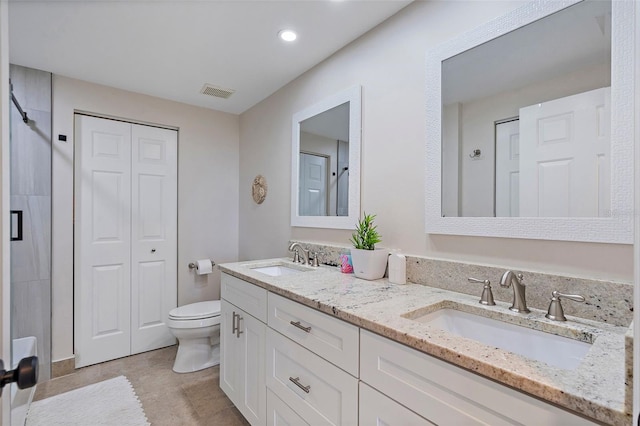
[268, 293, 359, 376]
[360, 330, 597, 426]
[266, 389, 309, 426]
[221, 273, 267, 322]
[359, 382, 434, 426]
[266, 328, 358, 426]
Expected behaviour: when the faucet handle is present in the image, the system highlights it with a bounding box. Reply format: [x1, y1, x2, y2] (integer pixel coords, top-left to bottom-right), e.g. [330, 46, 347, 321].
[468, 277, 496, 306]
[545, 291, 585, 321]
[292, 250, 301, 263]
[309, 252, 321, 267]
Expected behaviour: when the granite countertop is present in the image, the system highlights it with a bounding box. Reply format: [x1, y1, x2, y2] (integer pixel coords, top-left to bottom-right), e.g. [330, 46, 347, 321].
[218, 258, 630, 425]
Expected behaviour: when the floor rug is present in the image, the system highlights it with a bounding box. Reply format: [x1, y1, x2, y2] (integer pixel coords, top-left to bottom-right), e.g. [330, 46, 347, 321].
[26, 376, 150, 426]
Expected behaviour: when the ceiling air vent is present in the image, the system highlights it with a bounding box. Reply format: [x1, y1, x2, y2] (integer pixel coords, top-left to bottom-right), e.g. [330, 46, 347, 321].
[200, 84, 235, 99]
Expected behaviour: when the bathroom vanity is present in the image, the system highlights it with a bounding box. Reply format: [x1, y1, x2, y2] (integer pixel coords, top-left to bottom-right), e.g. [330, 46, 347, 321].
[218, 259, 630, 425]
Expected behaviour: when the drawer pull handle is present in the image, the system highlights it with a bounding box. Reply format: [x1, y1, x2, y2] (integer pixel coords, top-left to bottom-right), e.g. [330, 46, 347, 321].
[289, 376, 310, 393]
[290, 321, 311, 333]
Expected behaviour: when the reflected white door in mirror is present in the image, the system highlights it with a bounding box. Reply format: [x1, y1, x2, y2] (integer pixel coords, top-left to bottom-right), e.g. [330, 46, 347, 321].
[291, 85, 361, 229]
[426, 0, 635, 243]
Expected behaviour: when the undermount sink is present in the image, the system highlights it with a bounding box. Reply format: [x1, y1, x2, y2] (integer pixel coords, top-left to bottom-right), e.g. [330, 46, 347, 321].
[408, 307, 592, 370]
[251, 264, 304, 277]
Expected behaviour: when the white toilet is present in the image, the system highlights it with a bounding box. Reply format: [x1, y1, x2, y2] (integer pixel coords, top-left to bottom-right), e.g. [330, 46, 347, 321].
[167, 300, 221, 373]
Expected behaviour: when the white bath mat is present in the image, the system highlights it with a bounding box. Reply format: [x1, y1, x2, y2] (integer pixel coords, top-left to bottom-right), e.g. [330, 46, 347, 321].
[26, 376, 150, 426]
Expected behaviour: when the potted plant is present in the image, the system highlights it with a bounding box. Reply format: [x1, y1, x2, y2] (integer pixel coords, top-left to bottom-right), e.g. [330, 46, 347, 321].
[349, 213, 389, 280]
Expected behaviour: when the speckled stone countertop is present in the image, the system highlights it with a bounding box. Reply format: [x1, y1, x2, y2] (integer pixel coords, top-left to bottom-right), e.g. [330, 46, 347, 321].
[218, 258, 630, 425]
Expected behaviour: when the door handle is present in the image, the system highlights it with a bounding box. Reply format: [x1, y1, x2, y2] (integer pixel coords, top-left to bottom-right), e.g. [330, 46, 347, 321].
[10, 210, 22, 241]
[236, 315, 243, 338]
[232, 311, 238, 334]
[0, 356, 38, 397]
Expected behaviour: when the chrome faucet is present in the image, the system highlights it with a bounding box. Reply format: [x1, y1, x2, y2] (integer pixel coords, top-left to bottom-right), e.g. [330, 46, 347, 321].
[499, 271, 530, 313]
[288, 242, 309, 265]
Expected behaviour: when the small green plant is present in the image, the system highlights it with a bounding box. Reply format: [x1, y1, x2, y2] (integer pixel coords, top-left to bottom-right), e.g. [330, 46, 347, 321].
[350, 213, 382, 250]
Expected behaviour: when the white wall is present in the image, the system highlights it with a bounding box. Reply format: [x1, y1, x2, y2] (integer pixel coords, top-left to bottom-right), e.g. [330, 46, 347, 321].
[0, 0, 11, 423]
[52, 76, 239, 362]
[238, 0, 633, 283]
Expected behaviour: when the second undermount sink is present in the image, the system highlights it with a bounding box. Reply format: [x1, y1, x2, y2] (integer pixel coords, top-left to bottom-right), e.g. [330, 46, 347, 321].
[406, 306, 592, 370]
[251, 264, 305, 277]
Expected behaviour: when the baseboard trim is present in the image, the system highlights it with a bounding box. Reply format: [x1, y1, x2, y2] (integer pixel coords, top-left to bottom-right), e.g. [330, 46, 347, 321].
[51, 356, 75, 378]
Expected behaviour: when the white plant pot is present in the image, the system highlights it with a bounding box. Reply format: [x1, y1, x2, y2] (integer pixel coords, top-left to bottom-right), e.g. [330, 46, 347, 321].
[350, 248, 389, 280]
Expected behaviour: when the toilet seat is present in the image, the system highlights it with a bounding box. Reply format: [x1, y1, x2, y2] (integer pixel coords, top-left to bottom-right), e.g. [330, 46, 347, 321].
[169, 300, 220, 321]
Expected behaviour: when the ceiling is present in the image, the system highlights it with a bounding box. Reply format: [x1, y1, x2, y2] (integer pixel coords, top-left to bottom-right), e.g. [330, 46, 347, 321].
[442, 0, 611, 105]
[8, 0, 410, 114]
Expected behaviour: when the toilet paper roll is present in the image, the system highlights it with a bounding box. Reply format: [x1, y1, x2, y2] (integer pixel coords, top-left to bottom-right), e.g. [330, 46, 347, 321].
[195, 259, 213, 275]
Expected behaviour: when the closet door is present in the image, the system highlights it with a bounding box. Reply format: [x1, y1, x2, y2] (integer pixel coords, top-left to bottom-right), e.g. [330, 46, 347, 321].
[75, 115, 132, 368]
[130, 124, 177, 353]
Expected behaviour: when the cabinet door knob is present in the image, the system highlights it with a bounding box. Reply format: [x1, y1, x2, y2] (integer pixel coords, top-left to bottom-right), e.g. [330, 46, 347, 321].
[151, 248, 156, 253]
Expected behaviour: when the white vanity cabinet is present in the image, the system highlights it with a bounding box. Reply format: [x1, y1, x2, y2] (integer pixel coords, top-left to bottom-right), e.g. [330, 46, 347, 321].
[360, 330, 598, 426]
[220, 274, 267, 426]
[220, 271, 599, 426]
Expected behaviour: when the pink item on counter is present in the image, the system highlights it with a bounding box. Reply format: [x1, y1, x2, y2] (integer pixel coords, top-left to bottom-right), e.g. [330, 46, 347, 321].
[340, 254, 353, 273]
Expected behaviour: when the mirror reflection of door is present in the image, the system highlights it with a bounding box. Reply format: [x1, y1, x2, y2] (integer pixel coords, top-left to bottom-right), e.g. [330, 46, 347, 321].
[495, 119, 520, 217]
[299, 152, 328, 216]
[298, 102, 350, 217]
[519, 87, 611, 217]
[336, 140, 349, 216]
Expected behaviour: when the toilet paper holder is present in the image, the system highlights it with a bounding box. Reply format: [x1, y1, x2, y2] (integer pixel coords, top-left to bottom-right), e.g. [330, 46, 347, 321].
[188, 260, 216, 270]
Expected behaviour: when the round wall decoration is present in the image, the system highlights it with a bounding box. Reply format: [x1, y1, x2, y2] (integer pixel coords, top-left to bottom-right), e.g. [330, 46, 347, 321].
[252, 175, 268, 204]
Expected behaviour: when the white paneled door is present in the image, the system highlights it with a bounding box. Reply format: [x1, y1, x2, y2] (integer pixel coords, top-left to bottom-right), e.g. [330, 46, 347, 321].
[519, 87, 610, 217]
[75, 115, 177, 368]
[495, 120, 520, 217]
[299, 152, 327, 216]
[131, 124, 178, 353]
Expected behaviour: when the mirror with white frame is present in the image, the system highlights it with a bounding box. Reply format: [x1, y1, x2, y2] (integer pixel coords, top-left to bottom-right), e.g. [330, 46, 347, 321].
[425, 0, 635, 243]
[291, 85, 361, 229]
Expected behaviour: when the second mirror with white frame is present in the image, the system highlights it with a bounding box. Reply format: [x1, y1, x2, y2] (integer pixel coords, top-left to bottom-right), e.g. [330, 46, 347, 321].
[425, 0, 635, 244]
[291, 85, 361, 229]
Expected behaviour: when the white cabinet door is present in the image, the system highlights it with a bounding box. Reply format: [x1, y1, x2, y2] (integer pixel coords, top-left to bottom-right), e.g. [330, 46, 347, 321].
[220, 299, 241, 402]
[75, 115, 132, 368]
[220, 298, 266, 426]
[130, 124, 177, 354]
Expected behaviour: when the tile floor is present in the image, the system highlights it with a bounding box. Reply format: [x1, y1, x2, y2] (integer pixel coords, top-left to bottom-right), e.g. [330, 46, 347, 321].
[33, 346, 249, 426]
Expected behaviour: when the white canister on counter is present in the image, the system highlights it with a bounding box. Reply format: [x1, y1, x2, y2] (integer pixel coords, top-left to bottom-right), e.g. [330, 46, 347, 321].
[388, 251, 407, 284]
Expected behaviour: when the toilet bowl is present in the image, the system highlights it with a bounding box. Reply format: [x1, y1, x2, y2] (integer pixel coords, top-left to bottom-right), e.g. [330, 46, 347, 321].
[167, 300, 221, 373]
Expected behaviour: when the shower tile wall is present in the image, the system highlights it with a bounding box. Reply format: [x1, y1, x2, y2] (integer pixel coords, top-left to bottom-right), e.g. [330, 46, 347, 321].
[9, 64, 52, 380]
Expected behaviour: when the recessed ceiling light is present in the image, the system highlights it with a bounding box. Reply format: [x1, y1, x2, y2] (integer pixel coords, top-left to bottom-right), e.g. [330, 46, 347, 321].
[278, 30, 297, 42]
